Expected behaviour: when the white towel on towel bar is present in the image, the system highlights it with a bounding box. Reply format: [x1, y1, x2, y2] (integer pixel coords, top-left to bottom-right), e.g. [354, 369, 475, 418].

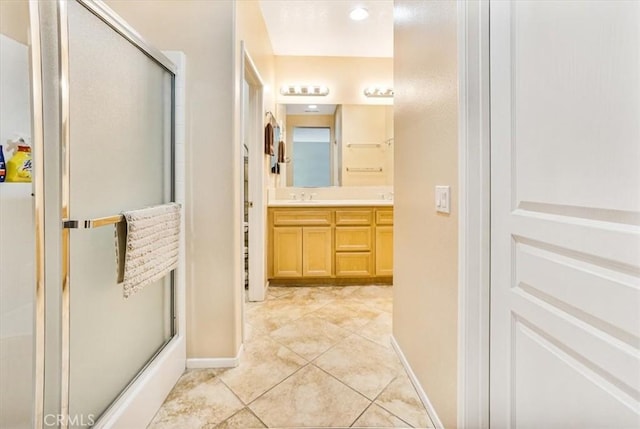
[116, 203, 180, 298]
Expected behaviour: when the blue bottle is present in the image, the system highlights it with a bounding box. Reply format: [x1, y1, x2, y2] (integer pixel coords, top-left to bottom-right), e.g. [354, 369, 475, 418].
[0, 145, 6, 182]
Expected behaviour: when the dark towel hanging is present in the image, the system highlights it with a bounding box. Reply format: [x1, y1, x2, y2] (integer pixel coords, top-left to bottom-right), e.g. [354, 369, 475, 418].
[277, 140, 285, 163]
[264, 122, 274, 155]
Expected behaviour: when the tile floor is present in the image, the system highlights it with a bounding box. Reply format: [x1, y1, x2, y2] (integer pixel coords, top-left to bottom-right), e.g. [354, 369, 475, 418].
[148, 285, 434, 428]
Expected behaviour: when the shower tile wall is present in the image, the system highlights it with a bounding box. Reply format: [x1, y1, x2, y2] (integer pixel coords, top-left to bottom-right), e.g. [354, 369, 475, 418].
[0, 32, 35, 429]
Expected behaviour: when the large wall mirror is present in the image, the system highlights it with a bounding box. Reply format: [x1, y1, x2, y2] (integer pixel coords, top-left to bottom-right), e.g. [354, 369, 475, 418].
[276, 103, 394, 187]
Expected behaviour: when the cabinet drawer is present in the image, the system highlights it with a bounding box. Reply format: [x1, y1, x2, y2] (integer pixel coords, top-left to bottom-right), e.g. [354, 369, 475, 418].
[375, 209, 394, 225]
[335, 252, 372, 277]
[335, 209, 372, 225]
[272, 209, 332, 226]
[335, 227, 372, 251]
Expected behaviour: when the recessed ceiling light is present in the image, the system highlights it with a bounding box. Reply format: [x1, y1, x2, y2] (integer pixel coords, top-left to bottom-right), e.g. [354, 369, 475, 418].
[349, 7, 369, 21]
[308, 104, 317, 109]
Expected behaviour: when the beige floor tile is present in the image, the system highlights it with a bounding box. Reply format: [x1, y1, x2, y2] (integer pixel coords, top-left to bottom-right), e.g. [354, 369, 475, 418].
[247, 296, 329, 332]
[328, 285, 363, 297]
[269, 315, 350, 360]
[346, 285, 393, 313]
[219, 336, 306, 404]
[147, 374, 243, 429]
[375, 373, 434, 428]
[358, 312, 393, 348]
[352, 403, 410, 428]
[212, 407, 266, 429]
[348, 285, 393, 301]
[362, 298, 393, 313]
[314, 334, 402, 400]
[150, 285, 437, 429]
[309, 300, 382, 332]
[267, 286, 295, 298]
[249, 364, 370, 428]
[280, 286, 343, 302]
[164, 369, 228, 401]
[244, 321, 266, 343]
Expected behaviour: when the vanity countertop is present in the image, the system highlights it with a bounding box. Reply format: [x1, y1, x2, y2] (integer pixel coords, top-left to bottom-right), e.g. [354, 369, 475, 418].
[268, 199, 393, 207]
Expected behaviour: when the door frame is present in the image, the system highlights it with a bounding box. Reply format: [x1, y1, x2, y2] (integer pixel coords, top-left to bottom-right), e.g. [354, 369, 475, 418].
[456, 0, 491, 428]
[240, 44, 268, 303]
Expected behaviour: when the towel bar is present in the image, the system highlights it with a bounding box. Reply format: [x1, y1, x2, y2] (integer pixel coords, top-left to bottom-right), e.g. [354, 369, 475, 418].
[346, 143, 381, 148]
[346, 167, 383, 173]
[63, 214, 124, 229]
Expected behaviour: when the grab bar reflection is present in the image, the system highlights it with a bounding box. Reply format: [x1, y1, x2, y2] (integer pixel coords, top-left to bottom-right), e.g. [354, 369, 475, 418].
[63, 214, 124, 229]
[346, 143, 381, 148]
[346, 167, 383, 172]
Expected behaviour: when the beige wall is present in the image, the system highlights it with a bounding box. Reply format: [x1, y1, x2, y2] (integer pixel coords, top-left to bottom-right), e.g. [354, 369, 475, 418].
[341, 105, 393, 186]
[275, 56, 393, 106]
[236, 0, 276, 112]
[393, 1, 459, 428]
[0, 0, 29, 43]
[105, 0, 241, 359]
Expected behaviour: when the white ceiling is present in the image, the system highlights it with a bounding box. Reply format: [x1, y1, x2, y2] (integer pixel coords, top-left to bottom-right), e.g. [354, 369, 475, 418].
[286, 104, 337, 115]
[259, 0, 393, 58]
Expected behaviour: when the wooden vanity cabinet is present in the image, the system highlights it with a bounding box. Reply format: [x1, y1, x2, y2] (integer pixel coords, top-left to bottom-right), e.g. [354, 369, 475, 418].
[334, 209, 373, 277]
[270, 209, 333, 279]
[268, 206, 393, 283]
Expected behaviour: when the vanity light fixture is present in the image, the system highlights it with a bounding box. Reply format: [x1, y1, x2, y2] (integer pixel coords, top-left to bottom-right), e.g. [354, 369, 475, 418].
[349, 7, 369, 21]
[280, 85, 329, 96]
[363, 87, 394, 98]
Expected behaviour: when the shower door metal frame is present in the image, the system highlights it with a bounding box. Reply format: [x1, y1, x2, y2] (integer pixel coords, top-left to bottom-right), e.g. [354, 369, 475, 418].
[57, 1, 177, 427]
[28, 1, 46, 428]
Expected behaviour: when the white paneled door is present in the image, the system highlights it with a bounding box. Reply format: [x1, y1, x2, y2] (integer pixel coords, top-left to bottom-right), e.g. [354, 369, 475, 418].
[489, 1, 640, 428]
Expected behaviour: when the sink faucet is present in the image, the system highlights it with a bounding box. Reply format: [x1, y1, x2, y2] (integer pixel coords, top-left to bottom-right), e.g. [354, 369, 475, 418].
[300, 191, 305, 201]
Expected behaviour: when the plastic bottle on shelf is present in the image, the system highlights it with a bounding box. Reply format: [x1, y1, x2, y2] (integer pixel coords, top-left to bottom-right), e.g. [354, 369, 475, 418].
[0, 145, 5, 182]
[6, 143, 32, 183]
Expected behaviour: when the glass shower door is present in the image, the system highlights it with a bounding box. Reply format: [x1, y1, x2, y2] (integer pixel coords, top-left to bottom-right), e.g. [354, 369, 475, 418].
[63, 1, 175, 426]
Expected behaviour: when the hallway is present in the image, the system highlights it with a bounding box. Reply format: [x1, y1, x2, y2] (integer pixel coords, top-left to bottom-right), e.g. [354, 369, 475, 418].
[148, 286, 434, 428]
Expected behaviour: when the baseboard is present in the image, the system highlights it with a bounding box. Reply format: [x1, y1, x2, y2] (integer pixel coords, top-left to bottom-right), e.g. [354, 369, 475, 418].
[186, 344, 244, 369]
[390, 335, 445, 429]
[269, 277, 393, 286]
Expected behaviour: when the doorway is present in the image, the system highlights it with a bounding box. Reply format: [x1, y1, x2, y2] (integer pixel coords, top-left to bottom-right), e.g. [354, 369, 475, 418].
[241, 45, 268, 304]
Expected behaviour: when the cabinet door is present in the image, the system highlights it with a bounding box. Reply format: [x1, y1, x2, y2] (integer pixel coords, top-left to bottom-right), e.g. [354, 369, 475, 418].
[302, 227, 333, 277]
[273, 227, 303, 277]
[375, 226, 394, 276]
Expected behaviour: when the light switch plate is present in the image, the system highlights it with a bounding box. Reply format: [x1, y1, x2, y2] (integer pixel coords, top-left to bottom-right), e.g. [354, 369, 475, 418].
[435, 186, 450, 214]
